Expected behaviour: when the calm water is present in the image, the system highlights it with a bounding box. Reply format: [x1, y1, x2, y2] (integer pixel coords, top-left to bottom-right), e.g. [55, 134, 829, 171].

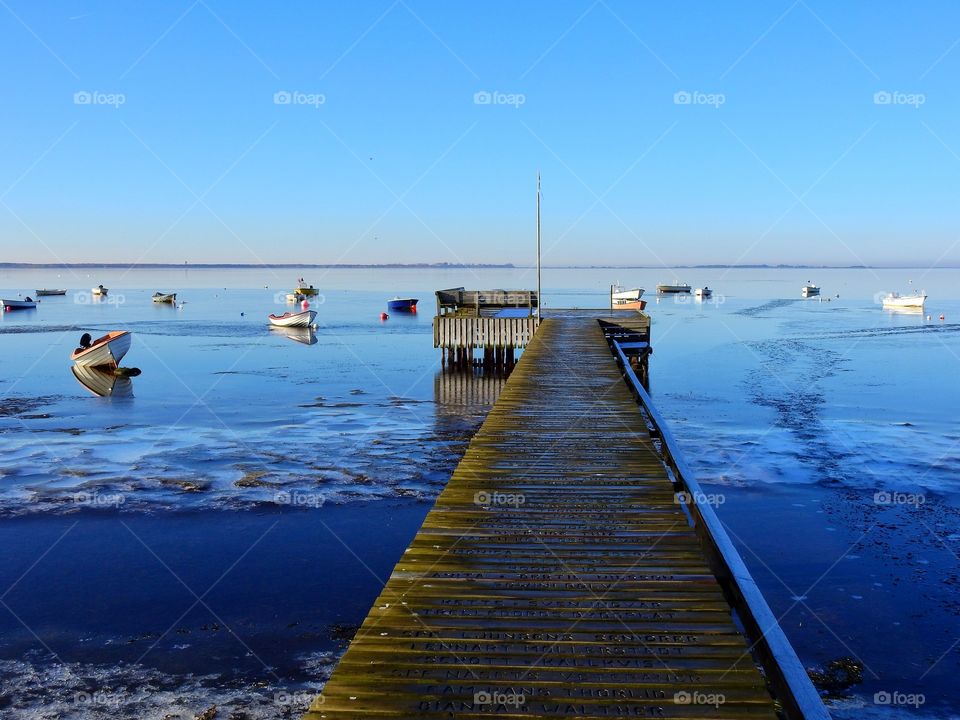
[0, 266, 958, 718]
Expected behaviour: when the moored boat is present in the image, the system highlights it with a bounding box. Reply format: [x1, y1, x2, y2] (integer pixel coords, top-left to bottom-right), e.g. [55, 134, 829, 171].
[882, 292, 925, 309]
[611, 285, 644, 302]
[70, 331, 132, 369]
[656, 283, 691, 294]
[294, 278, 319, 296]
[92, 285, 108, 296]
[35, 289, 66, 296]
[387, 297, 418, 312]
[268, 309, 317, 328]
[2, 297, 37, 310]
[694, 287, 712, 299]
[801, 283, 820, 297]
[612, 298, 647, 311]
[286, 293, 304, 303]
[152, 292, 177, 304]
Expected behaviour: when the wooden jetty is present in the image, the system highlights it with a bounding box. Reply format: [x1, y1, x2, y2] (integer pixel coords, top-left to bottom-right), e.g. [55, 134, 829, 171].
[307, 313, 828, 719]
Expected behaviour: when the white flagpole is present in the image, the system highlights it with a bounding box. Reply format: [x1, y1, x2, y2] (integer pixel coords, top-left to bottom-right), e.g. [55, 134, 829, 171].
[537, 172, 542, 316]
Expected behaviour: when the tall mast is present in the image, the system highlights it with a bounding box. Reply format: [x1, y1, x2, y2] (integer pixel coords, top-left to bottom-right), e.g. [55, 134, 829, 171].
[536, 172, 542, 316]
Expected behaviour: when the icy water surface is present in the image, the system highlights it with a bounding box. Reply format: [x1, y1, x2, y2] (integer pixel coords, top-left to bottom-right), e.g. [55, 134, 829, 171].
[1, 266, 959, 718]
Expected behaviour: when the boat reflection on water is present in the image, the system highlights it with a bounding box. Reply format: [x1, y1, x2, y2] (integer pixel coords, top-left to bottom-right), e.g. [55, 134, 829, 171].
[71, 364, 135, 398]
[271, 326, 318, 345]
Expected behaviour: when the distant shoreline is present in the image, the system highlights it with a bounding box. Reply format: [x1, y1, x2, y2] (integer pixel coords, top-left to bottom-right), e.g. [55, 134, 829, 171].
[1, 263, 954, 270]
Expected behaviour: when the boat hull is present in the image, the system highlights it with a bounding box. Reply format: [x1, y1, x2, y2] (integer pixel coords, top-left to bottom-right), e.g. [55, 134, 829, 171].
[883, 294, 925, 309]
[801, 286, 820, 297]
[70, 331, 132, 369]
[387, 298, 418, 312]
[91, 287, 108, 296]
[612, 299, 647, 311]
[295, 287, 320, 296]
[35, 289, 66, 296]
[611, 287, 644, 301]
[268, 310, 317, 328]
[2, 299, 37, 310]
[152, 293, 176, 304]
[656, 284, 691, 294]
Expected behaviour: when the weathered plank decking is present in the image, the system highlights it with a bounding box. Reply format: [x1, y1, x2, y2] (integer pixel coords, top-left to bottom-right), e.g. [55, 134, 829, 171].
[306, 317, 806, 719]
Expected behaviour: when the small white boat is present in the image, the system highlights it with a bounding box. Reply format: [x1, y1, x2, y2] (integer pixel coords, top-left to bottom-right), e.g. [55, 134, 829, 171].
[2, 298, 37, 310]
[152, 292, 177, 304]
[611, 285, 644, 302]
[92, 285, 108, 296]
[801, 284, 820, 297]
[268, 309, 317, 328]
[285, 293, 304, 303]
[695, 287, 712, 299]
[656, 283, 691, 294]
[70, 331, 132, 369]
[35, 289, 66, 296]
[882, 292, 925, 309]
[71, 365, 134, 398]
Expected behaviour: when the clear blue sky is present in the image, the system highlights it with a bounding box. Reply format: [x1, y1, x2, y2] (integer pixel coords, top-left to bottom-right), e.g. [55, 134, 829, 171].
[2, 1, 960, 267]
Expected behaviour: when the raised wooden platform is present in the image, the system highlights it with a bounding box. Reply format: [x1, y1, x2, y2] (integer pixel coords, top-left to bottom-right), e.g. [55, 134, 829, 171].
[306, 316, 825, 719]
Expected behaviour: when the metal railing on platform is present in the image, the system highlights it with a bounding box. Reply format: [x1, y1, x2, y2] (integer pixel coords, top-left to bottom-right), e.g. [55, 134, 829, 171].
[610, 339, 831, 720]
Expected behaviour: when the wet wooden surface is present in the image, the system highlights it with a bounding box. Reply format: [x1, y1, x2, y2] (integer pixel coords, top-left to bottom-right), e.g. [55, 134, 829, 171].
[306, 317, 777, 719]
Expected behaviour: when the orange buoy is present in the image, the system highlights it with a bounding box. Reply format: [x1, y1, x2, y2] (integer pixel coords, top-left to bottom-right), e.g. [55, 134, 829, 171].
[380, 312, 389, 321]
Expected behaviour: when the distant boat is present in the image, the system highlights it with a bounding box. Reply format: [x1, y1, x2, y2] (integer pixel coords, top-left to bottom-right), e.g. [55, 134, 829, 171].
[286, 293, 304, 303]
[70, 331, 132, 369]
[387, 297, 418, 312]
[71, 364, 134, 398]
[268, 309, 317, 328]
[611, 285, 644, 302]
[656, 283, 691, 294]
[695, 287, 712, 299]
[801, 284, 820, 297]
[883, 292, 925, 309]
[152, 292, 176, 304]
[92, 285, 108, 296]
[2, 297, 37, 310]
[294, 281, 319, 296]
[35, 289, 66, 296]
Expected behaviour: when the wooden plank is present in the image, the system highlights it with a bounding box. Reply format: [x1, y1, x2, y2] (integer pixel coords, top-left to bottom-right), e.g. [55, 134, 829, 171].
[306, 317, 787, 719]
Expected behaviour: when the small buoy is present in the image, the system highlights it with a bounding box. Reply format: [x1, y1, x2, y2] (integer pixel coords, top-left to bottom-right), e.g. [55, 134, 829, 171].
[301, 299, 309, 310]
[380, 312, 389, 321]
[927, 315, 932, 321]
[939, 314, 945, 321]
[240, 312, 245, 317]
